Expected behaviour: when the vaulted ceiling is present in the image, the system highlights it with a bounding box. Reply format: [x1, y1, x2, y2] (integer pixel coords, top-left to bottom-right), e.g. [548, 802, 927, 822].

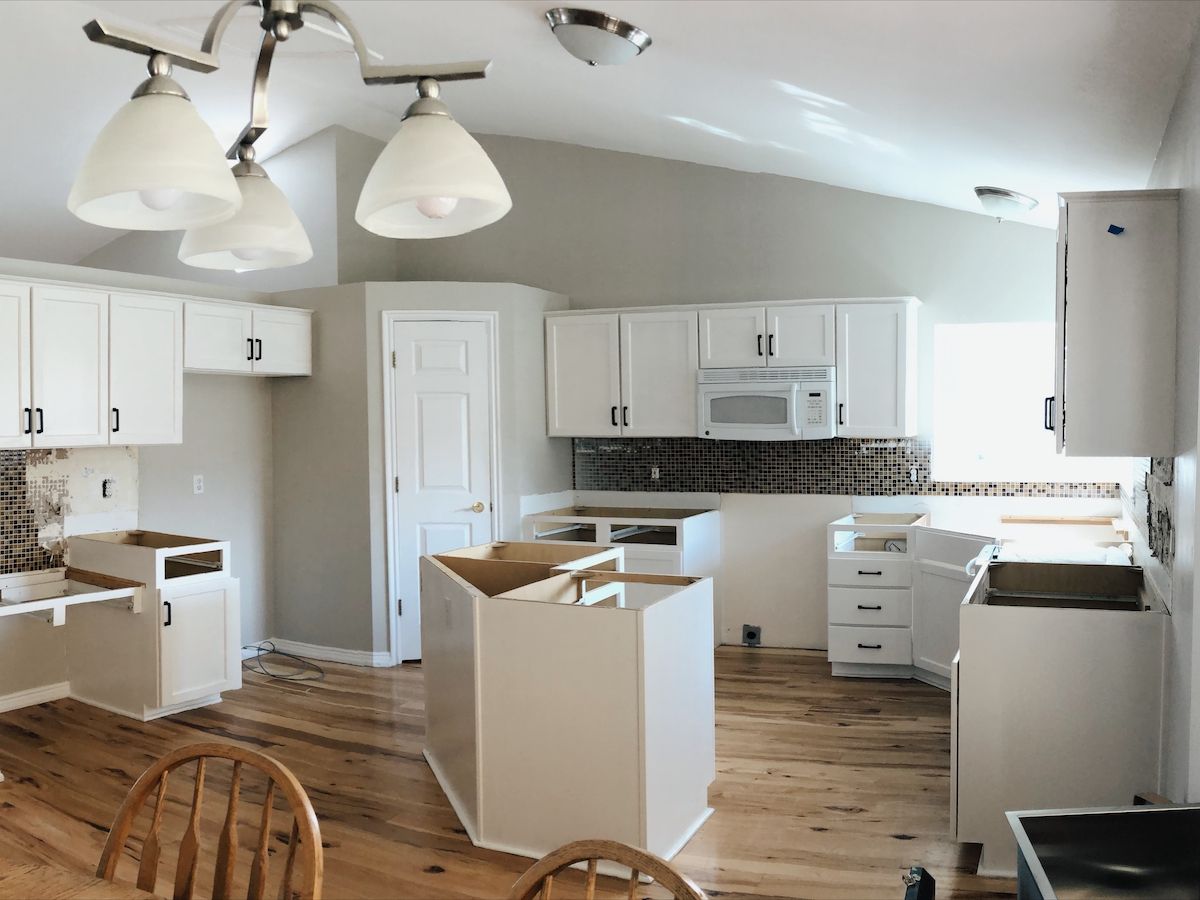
[3, 0, 1197, 263]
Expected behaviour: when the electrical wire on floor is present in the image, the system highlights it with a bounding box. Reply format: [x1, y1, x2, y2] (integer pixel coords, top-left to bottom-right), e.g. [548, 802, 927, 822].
[242, 640, 326, 682]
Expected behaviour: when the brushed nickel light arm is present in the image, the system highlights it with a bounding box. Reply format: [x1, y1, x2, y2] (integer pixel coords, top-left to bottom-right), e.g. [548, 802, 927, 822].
[83, 0, 492, 102]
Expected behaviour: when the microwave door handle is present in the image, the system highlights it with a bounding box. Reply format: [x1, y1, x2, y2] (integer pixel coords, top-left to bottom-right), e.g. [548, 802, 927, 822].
[790, 385, 802, 436]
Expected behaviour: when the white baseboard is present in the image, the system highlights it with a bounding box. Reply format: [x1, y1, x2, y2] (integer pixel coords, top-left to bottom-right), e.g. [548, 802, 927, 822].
[263, 637, 392, 668]
[0, 681, 70, 714]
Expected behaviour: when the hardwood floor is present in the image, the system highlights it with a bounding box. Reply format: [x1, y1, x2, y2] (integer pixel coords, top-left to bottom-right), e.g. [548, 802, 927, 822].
[0, 647, 1014, 899]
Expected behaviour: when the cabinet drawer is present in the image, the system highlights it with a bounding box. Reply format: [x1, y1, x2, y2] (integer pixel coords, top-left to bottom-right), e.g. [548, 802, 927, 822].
[829, 587, 911, 627]
[622, 548, 684, 575]
[828, 557, 911, 587]
[828, 625, 912, 665]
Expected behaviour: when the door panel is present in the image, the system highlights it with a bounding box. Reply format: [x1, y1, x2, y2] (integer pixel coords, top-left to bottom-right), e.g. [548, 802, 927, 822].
[31, 287, 109, 447]
[768, 304, 835, 366]
[184, 301, 253, 373]
[620, 311, 699, 437]
[252, 308, 311, 375]
[110, 294, 183, 445]
[835, 303, 911, 438]
[160, 579, 240, 706]
[699, 307, 766, 368]
[545, 314, 621, 436]
[0, 283, 31, 449]
[393, 320, 494, 660]
[913, 527, 995, 679]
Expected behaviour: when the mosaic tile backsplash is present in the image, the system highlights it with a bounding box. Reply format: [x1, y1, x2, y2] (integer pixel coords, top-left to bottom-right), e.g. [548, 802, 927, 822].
[0, 450, 56, 574]
[573, 437, 1120, 499]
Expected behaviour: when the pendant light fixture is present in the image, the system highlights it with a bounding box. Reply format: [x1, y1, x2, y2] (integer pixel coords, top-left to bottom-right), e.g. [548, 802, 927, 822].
[356, 78, 512, 239]
[179, 146, 313, 271]
[68, 53, 241, 230]
[71, 0, 510, 270]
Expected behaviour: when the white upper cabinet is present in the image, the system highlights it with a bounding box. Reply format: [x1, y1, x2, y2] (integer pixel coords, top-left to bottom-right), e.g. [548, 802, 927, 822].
[1054, 190, 1178, 456]
[251, 307, 312, 376]
[31, 286, 109, 448]
[699, 307, 767, 368]
[0, 283, 31, 449]
[110, 294, 183, 445]
[546, 314, 622, 437]
[184, 301, 253, 374]
[620, 311, 699, 437]
[835, 301, 917, 438]
[768, 304, 835, 366]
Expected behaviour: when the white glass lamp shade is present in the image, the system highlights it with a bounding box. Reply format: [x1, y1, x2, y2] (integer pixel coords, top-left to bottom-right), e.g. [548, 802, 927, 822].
[178, 172, 312, 271]
[553, 23, 643, 65]
[356, 114, 512, 239]
[69, 93, 242, 231]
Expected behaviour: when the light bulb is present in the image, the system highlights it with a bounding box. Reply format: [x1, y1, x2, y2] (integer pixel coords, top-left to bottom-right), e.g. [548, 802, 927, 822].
[415, 196, 459, 219]
[138, 187, 183, 211]
[232, 247, 269, 261]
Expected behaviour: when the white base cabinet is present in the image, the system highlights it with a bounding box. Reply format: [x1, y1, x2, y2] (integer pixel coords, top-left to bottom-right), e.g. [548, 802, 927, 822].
[66, 531, 241, 721]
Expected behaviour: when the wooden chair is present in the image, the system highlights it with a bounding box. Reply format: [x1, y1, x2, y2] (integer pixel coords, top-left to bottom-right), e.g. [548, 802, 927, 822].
[96, 742, 323, 900]
[507, 839, 707, 900]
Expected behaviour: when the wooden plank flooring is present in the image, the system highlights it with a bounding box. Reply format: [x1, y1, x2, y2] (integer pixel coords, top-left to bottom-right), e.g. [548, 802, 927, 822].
[0, 648, 1014, 898]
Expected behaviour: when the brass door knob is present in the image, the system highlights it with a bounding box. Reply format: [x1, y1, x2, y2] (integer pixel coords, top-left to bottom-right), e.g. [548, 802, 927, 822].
[471, 501, 486, 514]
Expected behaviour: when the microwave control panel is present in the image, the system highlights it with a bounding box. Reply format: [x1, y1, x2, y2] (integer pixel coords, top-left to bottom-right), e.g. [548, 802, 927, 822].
[799, 382, 836, 439]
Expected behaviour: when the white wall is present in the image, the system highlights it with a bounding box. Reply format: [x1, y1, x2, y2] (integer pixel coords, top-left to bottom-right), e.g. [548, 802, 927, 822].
[1147, 23, 1200, 801]
[139, 375, 275, 645]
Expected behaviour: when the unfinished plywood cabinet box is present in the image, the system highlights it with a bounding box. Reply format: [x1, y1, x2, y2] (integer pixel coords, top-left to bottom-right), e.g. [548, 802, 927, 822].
[421, 541, 715, 865]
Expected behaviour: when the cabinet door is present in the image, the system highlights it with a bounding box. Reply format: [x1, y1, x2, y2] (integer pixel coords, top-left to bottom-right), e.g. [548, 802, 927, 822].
[0, 283, 31, 450]
[252, 308, 312, 376]
[620, 311, 699, 437]
[159, 578, 241, 707]
[184, 301, 253, 373]
[31, 287, 109, 448]
[110, 294, 183, 445]
[835, 302, 915, 438]
[768, 304, 835, 367]
[912, 527, 994, 682]
[545, 314, 621, 437]
[698, 307, 766, 368]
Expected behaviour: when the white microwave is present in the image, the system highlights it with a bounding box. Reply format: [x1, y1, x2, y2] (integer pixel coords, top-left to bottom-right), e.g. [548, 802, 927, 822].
[697, 367, 836, 441]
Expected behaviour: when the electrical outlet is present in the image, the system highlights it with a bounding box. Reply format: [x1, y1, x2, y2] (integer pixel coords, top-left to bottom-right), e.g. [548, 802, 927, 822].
[101, 477, 115, 499]
[650, 466, 660, 481]
[193, 474, 204, 495]
[742, 624, 762, 647]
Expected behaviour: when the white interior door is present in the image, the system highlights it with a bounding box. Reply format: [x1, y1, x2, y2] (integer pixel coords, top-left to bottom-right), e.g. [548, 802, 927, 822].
[0, 283, 31, 449]
[391, 319, 495, 661]
[31, 286, 109, 447]
[913, 526, 995, 682]
[620, 310, 699, 436]
[110, 294, 183, 445]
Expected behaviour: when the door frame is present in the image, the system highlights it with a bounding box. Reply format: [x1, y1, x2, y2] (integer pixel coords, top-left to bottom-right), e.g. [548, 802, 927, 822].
[380, 310, 502, 665]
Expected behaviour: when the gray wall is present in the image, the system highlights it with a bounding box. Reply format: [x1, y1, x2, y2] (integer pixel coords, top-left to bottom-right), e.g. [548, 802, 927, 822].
[393, 134, 1058, 436]
[1148, 30, 1200, 802]
[139, 375, 275, 645]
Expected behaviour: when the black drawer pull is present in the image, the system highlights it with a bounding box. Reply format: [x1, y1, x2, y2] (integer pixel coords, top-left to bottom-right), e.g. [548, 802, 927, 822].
[757, 334, 764, 357]
[247, 338, 254, 361]
[22, 407, 31, 435]
[857, 570, 883, 576]
[611, 405, 618, 427]
[857, 642, 883, 650]
[1043, 395, 1055, 431]
[35, 408, 43, 435]
[163, 601, 172, 627]
[857, 604, 883, 610]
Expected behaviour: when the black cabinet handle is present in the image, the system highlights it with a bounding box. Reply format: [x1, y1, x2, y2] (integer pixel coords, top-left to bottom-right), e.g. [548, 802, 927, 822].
[622, 406, 629, 427]
[838, 402, 845, 425]
[35, 408, 43, 435]
[163, 601, 172, 627]
[255, 338, 263, 361]
[246, 338, 254, 361]
[857, 570, 883, 576]
[768, 333, 776, 357]
[112, 408, 120, 433]
[22, 408, 31, 435]
[1044, 396, 1055, 431]
[857, 642, 883, 650]
[757, 334, 764, 357]
[611, 405, 618, 427]
[857, 604, 883, 610]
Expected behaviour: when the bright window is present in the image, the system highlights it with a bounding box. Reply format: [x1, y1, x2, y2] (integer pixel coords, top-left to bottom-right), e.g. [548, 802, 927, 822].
[932, 323, 1127, 483]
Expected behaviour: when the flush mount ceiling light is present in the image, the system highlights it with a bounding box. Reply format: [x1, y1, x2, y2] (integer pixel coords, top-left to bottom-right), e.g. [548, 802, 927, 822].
[545, 8, 652, 66]
[974, 186, 1038, 221]
[70, 0, 511, 270]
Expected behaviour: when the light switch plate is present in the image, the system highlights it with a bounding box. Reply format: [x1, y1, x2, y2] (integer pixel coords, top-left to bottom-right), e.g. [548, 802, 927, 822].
[193, 475, 204, 495]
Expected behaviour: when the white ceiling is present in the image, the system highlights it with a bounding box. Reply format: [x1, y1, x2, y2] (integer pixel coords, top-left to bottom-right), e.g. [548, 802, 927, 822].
[3, 0, 1198, 264]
